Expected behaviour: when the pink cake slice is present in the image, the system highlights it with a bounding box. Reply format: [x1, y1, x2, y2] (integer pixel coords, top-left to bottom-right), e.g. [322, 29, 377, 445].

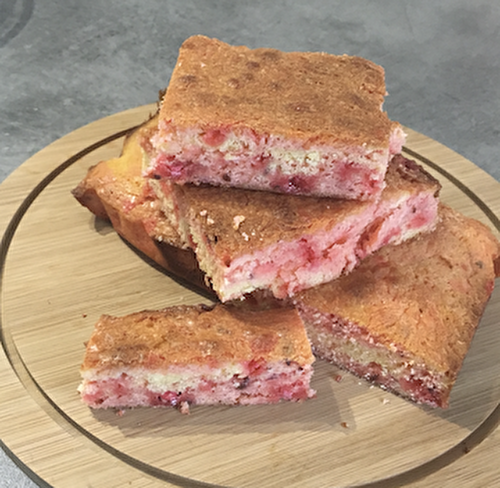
[145, 35, 406, 200]
[79, 304, 315, 413]
[170, 155, 440, 302]
[294, 205, 500, 408]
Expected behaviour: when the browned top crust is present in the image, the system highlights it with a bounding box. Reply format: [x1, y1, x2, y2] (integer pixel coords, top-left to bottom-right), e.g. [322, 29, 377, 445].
[159, 35, 398, 147]
[176, 155, 441, 258]
[81, 304, 314, 371]
[295, 204, 500, 375]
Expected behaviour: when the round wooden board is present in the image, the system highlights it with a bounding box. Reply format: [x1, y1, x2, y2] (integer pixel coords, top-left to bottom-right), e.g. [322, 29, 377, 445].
[1, 105, 499, 488]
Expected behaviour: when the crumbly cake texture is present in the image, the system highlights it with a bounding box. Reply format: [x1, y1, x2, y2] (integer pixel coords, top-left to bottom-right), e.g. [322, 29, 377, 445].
[79, 304, 315, 412]
[172, 155, 440, 302]
[146, 35, 406, 199]
[294, 205, 500, 408]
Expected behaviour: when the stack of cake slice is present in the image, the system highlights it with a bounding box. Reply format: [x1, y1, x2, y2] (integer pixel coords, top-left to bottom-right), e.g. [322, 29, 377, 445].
[167, 155, 439, 301]
[74, 36, 500, 411]
[142, 35, 440, 302]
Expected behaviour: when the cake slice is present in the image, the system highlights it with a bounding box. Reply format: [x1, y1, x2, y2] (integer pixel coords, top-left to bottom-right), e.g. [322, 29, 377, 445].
[145, 35, 405, 200]
[79, 304, 315, 413]
[171, 155, 441, 302]
[294, 205, 500, 408]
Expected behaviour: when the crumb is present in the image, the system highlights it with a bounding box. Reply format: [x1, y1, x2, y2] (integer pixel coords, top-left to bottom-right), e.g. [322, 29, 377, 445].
[116, 409, 125, 417]
[340, 422, 348, 429]
[382, 398, 390, 405]
[82, 313, 87, 318]
[334, 374, 343, 383]
[179, 401, 191, 415]
[232, 215, 246, 230]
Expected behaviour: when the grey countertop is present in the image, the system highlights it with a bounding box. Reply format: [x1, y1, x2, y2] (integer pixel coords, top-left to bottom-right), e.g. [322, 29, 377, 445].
[0, 1, 499, 486]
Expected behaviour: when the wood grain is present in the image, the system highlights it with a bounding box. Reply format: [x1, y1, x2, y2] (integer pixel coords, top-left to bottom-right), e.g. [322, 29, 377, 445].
[0, 105, 499, 488]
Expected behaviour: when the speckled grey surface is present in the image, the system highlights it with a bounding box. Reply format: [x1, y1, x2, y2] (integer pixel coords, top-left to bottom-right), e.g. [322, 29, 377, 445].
[0, 1, 499, 486]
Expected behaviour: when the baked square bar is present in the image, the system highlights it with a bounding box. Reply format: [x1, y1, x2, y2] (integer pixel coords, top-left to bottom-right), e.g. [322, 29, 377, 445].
[146, 35, 405, 200]
[172, 155, 440, 301]
[79, 304, 315, 412]
[294, 205, 500, 408]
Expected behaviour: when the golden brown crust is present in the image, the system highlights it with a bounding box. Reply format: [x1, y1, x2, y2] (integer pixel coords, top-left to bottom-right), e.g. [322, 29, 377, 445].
[176, 155, 441, 258]
[383, 154, 441, 199]
[81, 304, 314, 371]
[295, 204, 500, 375]
[160, 35, 396, 147]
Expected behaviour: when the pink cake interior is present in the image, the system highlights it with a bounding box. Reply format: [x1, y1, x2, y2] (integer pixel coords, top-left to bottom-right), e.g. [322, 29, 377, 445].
[295, 302, 451, 408]
[148, 123, 406, 200]
[80, 360, 315, 413]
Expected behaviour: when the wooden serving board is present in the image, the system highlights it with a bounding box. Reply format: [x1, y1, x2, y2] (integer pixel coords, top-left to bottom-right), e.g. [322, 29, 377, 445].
[0, 105, 499, 488]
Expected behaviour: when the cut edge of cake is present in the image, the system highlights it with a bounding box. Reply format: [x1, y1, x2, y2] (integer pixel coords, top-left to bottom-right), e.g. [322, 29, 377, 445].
[146, 35, 406, 200]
